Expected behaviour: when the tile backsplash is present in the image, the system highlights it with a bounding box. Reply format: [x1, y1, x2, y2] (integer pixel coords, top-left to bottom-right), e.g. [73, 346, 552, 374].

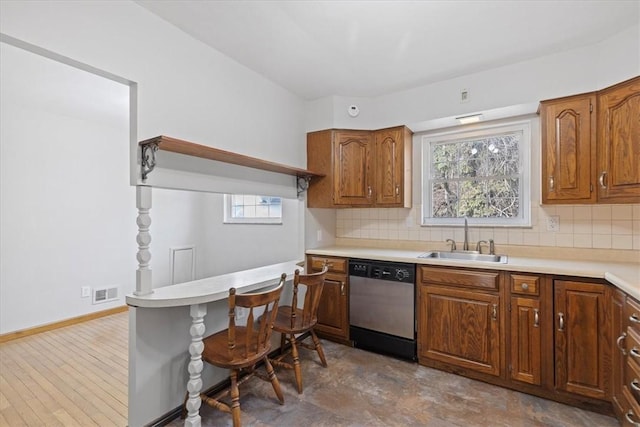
[336, 203, 640, 251]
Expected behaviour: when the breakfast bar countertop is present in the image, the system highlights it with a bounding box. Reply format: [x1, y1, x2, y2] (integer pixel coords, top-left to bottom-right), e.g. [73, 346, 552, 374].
[125, 259, 303, 308]
[306, 246, 640, 300]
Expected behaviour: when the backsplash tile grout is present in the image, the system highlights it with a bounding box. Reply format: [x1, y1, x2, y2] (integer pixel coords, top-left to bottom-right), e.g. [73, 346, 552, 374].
[336, 203, 640, 251]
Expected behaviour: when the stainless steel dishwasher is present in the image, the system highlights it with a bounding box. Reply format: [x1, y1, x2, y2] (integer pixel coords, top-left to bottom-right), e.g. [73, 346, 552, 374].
[349, 259, 416, 360]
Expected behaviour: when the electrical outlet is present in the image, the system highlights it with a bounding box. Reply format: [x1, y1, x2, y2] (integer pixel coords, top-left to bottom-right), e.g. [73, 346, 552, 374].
[546, 216, 560, 232]
[317, 230, 323, 242]
[81, 286, 91, 298]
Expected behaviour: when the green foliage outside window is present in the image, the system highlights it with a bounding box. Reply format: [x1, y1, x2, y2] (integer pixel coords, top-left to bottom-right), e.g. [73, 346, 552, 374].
[429, 133, 521, 219]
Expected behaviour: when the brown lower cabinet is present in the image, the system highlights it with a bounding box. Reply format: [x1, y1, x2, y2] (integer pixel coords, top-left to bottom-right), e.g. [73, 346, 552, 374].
[308, 257, 629, 421]
[417, 265, 614, 416]
[418, 271, 502, 377]
[306, 255, 350, 344]
[620, 296, 640, 425]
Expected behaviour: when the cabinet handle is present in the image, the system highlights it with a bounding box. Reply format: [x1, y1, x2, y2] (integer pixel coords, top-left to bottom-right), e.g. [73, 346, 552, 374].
[626, 410, 640, 426]
[549, 176, 554, 191]
[533, 309, 539, 328]
[631, 379, 640, 393]
[558, 312, 564, 331]
[630, 313, 640, 324]
[599, 171, 607, 189]
[340, 281, 345, 296]
[491, 304, 497, 320]
[367, 186, 372, 198]
[631, 347, 640, 360]
[617, 332, 628, 355]
[395, 185, 400, 196]
[521, 283, 529, 291]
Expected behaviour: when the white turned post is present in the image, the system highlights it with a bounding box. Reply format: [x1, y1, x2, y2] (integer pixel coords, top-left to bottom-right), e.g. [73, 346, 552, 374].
[135, 185, 153, 296]
[185, 303, 207, 427]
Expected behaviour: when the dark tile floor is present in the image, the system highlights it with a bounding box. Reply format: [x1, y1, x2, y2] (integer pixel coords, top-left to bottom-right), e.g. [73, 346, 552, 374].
[171, 340, 619, 426]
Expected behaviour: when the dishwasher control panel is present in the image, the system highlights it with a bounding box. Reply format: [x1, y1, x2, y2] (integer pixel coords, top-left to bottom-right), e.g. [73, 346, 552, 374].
[349, 259, 415, 283]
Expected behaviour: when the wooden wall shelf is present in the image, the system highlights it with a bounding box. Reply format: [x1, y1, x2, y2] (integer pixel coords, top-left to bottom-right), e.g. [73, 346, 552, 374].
[139, 136, 323, 191]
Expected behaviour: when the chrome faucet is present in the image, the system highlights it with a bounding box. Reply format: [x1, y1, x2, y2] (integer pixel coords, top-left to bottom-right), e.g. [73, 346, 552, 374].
[476, 240, 488, 253]
[463, 217, 469, 251]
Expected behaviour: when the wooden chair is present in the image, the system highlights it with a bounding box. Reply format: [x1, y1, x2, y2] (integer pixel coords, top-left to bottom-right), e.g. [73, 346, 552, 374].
[270, 266, 328, 393]
[197, 274, 286, 427]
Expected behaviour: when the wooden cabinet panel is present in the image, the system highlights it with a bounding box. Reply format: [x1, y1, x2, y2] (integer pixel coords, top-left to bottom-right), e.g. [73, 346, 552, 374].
[333, 130, 373, 206]
[613, 289, 628, 418]
[419, 284, 501, 376]
[554, 280, 610, 400]
[419, 266, 500, 290]
[510, 274, 540, 296]
[306, 127, 411, 208]
[307, 255, 349, 342]
[597, 76, 640, 203]
[510, 296, 542, 385]
[374, 126, 412, 207]
[540, 93, 596, 203]
[309, 256, 347, 274]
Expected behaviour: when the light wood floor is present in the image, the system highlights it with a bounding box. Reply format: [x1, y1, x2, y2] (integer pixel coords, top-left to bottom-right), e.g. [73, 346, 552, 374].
[0, 312, 128, 426]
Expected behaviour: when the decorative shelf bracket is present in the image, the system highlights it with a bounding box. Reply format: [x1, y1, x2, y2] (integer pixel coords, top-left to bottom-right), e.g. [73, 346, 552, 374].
[140, 142, 159, 181]
[297, 175, 312, 196]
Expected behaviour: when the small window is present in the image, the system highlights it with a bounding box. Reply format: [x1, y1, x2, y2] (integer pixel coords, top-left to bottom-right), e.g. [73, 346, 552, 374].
[421, 121, 531, 226]
[224, 194, 282, 224]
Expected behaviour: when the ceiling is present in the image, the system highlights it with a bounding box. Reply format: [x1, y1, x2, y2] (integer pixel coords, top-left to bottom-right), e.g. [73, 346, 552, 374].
[136, 0, 639, 100]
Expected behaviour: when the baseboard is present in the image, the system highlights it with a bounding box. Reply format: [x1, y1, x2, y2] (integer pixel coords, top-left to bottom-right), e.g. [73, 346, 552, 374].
[0, 305, 129, 344]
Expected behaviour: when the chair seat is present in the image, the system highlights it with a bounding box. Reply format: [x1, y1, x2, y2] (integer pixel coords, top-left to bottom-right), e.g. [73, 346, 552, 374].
[272, 306, 317, 335]
[202, 326, 271, 370]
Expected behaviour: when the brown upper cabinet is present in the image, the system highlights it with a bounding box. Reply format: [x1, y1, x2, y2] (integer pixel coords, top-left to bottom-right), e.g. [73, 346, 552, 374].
[307, 126, 412, 208]
[597, 76, 640, 203]
[540, 76, 640, 204]
[540, 93, 596, 203]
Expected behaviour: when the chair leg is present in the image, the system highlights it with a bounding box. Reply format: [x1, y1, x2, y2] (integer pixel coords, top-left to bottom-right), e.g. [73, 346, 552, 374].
[230, 369, 241, 427]
[263, 356, 284, 404]
[310, 329, 328, 368]
[280, 331, 286, 355]
[289, 333, 303, 393]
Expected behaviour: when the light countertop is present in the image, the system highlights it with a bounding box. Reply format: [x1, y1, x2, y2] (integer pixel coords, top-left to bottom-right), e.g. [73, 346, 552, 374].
[126, 260, 303, 308]
[306, 246, 640, 299]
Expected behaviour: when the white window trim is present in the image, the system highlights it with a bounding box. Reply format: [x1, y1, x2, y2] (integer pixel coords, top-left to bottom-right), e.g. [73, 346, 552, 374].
[421, 120, 531, 227]
[223, 194, 283, 225]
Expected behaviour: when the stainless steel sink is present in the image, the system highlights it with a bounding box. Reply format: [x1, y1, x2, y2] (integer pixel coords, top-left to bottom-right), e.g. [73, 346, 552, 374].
[417, 251, 508, 263]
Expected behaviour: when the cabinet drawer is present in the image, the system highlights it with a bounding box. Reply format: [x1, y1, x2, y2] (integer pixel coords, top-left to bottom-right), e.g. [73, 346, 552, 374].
[626, 329, 640, 368]
[626, 297, 640, 335]
[309, 256, 347, 274]
[626, 356, 640, 406]
[510, 274, 540, 296]
[419, 266, 499, 290]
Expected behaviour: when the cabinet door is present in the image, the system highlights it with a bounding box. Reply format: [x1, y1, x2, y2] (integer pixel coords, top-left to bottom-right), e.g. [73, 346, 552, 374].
[418, 284, 501, 376]
[510, 296, 542, 385]
[597, 76, 640, 203]
[333, 130, 373, 205]
[315, 275, 349, 340]
[374, 127, 407, 206]
[554, 280, 609, 400]
[540, 94, 596, 203]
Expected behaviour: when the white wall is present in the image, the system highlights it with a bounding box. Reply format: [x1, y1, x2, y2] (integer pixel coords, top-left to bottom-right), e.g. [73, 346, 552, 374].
[0, 43, 135, 333]
[0, 2, 308, 425]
